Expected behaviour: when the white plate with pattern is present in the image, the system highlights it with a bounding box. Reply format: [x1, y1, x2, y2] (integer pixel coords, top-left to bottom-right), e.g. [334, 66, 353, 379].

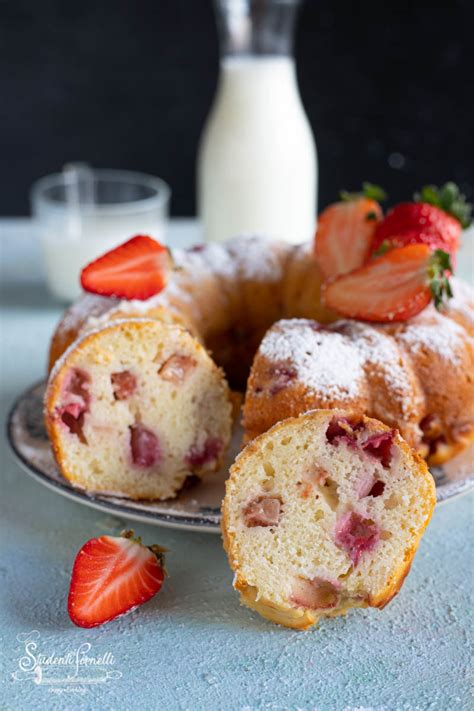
[7, 381, 474, 532]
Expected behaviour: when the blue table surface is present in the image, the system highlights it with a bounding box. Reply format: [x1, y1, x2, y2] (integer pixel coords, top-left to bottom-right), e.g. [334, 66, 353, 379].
[1, 220, 473, 711]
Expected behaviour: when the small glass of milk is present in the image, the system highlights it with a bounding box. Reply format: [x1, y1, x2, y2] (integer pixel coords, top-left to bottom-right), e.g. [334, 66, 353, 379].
[31, 165, 171, 302]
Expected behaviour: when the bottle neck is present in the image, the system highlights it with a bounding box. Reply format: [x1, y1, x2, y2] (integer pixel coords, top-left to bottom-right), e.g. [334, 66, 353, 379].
[214, 0, 301, 58]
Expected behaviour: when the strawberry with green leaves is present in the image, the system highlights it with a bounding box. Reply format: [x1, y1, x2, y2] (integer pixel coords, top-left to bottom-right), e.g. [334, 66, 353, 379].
[322, 244, 453, 323]
[372, 182, 472, 259]
[314, 183, 386, 279]
[68, 530, 166, 628]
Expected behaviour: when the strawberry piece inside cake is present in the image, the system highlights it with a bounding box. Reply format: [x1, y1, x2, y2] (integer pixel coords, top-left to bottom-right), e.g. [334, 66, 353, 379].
[222, 409, 436, 630]
[45, 319, 232, 500]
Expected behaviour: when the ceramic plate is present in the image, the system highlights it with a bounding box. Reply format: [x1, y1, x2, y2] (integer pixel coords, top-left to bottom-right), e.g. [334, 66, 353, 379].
[7, 381, 474, 533]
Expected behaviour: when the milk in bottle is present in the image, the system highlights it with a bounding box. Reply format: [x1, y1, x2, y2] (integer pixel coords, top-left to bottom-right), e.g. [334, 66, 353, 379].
[197, 0, 317, 244]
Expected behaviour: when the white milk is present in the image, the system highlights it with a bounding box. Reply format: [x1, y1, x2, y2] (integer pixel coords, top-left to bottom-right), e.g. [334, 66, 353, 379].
[198, 57, 317, 244]
[40, 212, 166, 302]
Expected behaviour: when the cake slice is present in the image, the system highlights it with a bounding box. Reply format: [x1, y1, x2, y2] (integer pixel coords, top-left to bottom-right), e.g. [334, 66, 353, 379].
[222, 409, 435, 630]
[45, 319, 232, 500]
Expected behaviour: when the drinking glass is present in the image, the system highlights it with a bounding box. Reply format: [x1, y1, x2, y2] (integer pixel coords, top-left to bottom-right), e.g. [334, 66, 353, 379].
[31, 166, 171, 302]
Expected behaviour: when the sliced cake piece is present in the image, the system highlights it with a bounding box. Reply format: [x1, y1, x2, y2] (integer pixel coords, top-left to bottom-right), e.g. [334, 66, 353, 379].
[45, 319, 232, 500]
[222, 409, 435, 630]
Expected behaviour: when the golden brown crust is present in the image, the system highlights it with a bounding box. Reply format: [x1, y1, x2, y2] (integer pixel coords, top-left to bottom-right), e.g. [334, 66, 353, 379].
[222, 410, 436, 630]
[236, 581, 368, 630]
[47, 239, 340, 381]
[372, 558, 413, 610]
[48, 294, 117, 372]
[45, 368, 79, 490]
[243, 310, 474, 465]
[215, 554, 369, 630]
[380, 309, 474, 465]
[48, 297, 195, 374]
[281, 243, 339, 324]
[426, 425, 474, 466]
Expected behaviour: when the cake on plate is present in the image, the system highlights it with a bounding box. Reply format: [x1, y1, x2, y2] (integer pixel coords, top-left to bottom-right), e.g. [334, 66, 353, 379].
[45, 183, 474, 498]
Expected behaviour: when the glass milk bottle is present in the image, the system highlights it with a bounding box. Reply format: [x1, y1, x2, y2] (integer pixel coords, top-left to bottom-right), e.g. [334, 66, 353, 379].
[197, 0, 317, 244]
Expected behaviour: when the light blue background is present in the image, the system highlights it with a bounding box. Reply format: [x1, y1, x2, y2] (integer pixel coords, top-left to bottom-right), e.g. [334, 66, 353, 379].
[1, 222, 472, 711]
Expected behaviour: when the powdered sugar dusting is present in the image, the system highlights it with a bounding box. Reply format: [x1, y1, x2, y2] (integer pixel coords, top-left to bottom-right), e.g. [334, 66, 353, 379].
[173, 247, 213, 278]
[172, 243, 237, 283]
[195, 243, 237, 280]
[259, 319, 365, 400]
[73, 236, 288, 336]
[339, 321, 421, 416]
[57, 243, 473, 401]
[59, 293, 118, 333]
[226, 234, 289, 281]
[397, 308, 468, 365]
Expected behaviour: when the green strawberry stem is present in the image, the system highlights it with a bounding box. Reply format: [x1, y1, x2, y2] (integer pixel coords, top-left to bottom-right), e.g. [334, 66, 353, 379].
[340, 182, 387, 203]
[373, 240, 391, 257]
[414, 182, 472, 229]
[121, 529, 168, 571]
[428, 249, 454, 309]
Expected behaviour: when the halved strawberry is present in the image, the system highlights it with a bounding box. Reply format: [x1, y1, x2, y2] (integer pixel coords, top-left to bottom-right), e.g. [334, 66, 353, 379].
[81, 235, 171, 301]
[322, 244, 453, 322]
[314, 184, 386, 279]
[68, 530, 166, 628]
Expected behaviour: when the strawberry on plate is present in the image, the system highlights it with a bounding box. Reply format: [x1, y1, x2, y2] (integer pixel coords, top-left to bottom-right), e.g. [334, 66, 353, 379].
[81, 235, 172, 301]
[322, 244, 453, 323]
[372, 183, 472, 259]
[68, 530, 166, 628]
[314, 183, 386, 279]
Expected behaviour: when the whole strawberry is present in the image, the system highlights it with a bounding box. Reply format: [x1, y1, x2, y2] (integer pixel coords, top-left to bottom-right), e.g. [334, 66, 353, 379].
[68, 530, 166, 628]
[372, 182, 472, 259]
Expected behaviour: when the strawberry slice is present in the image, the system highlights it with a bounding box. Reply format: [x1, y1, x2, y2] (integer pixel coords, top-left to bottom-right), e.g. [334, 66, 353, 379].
[81, 235, 171, 301]
[322, 244, 453, 322]
[314, 183, 385, 279]
[68, 530, 166, 628]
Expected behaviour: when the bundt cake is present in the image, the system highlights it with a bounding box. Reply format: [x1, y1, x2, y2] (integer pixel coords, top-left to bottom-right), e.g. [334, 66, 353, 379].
[222, 409, 436, 630]
[48, 236, 336, 387]
[45, 318, 232, 500]
[243, 281, 474, 466]
[46, 235, 474, 502]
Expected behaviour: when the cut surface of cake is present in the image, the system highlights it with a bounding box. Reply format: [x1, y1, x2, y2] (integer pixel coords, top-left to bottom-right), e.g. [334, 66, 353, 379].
[222, 409, 436, 630]
[45, 319, 232, 500]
